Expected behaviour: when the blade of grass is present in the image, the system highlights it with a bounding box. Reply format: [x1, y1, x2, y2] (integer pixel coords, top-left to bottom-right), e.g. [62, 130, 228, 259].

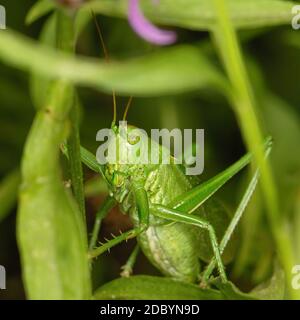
[212, 0, 297, 299]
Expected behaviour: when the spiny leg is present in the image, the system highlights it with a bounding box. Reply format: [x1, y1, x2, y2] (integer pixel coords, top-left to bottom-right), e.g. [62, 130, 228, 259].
[88, 184, 149, 259]
[202, 167, 261, 283]
[154, 139, 272, 283]
[152, 204, 227, 282]
[88, 227, 143, 259]
[89, 196, 116, 251]
[62, 144, 148, 259]
[120, 244, 140, 277]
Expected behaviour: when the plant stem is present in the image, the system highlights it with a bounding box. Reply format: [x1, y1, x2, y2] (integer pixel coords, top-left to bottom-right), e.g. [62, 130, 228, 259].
[212, 0, 297, 299]
[56, 9, 86, 221]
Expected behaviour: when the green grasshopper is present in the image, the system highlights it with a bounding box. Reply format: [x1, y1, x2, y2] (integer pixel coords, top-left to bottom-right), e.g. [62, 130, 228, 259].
[71, 14, 272, 285]
[80, 123, 271, 285]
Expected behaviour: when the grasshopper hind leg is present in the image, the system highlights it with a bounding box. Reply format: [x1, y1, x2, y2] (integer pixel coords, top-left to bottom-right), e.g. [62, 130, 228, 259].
[202, 167, 262, 282]
[151, 204, 227, 282]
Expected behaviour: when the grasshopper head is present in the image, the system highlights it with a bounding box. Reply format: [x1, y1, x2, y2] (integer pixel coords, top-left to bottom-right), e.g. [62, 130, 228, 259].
[101, 122, 152, 201]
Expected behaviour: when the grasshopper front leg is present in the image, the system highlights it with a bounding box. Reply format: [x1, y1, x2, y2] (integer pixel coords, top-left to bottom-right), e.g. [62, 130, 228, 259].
[89, 196, 117, 251]
[88, 184, 149, 259]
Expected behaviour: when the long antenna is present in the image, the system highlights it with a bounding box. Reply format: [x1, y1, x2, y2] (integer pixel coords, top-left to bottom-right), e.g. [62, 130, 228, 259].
[91, 10, 117, 124]
[123, 96, 133, 121]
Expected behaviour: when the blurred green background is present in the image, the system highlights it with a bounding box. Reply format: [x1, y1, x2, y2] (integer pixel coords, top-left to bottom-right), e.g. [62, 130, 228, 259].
[0, 0, 300, 299]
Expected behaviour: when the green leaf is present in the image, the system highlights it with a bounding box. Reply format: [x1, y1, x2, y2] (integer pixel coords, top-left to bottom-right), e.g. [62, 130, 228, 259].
[212, 278, 257, 300]
[94, 275, 223, 300]
[213, 262, 285, 300]
[0, 169, 20, 223]
[84, 0, 294, 31]
[26, 0, 55, 25]
[0, 30, 227, 96]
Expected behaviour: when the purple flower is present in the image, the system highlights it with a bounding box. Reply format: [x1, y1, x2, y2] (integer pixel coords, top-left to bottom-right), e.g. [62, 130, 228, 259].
[128, 0, 177, 45]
